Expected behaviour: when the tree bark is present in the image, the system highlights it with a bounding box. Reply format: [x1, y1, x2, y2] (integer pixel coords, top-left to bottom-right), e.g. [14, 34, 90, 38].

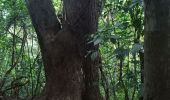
[25, 0, 101, 100]
[144, 0, 170, 100]
[139, 50, 144, 100]
[82, 43, 101, 100]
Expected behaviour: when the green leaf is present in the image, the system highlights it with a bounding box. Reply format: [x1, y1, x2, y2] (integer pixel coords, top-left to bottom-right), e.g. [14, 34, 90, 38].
[94, 37, 102, 45]
[131, 43, 143, 54]
[110, 35, 120, 44]
[114, 47, 129, 59]
[91, 51, 98, 61]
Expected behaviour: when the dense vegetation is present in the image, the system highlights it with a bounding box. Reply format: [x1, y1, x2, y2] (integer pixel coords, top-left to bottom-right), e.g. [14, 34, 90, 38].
[0, 0, 144, 99]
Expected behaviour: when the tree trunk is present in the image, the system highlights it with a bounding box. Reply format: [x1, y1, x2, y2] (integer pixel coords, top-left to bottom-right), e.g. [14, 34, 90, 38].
[144, 0, 170, 100]
[25, 0, 101, 100]
[82, 43, 101, 100]
[139, 50, 144, 100]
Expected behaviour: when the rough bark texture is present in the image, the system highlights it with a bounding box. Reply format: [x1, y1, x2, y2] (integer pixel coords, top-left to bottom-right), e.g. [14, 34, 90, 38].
[25, 0, 101, 100]
[144, 0, 170, 100]
[82, 44, 101, 100]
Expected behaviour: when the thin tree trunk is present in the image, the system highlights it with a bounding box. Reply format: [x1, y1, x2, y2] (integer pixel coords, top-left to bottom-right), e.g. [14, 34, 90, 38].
[139, 50, 144, 100]
[144, 0, 170, 100]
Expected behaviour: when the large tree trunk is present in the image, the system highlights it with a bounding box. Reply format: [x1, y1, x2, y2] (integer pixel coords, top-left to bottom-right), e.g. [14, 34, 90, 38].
[25, 0, 101, 100]
[144, 0, 170, 100]
[62, 0, 101, 99]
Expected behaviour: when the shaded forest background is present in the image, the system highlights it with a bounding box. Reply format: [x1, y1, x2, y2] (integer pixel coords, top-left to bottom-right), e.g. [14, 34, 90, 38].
[0, 0, 144, 100]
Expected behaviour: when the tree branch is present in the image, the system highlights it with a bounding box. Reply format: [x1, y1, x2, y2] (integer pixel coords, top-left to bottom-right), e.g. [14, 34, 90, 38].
[25, 0, 61, 47]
